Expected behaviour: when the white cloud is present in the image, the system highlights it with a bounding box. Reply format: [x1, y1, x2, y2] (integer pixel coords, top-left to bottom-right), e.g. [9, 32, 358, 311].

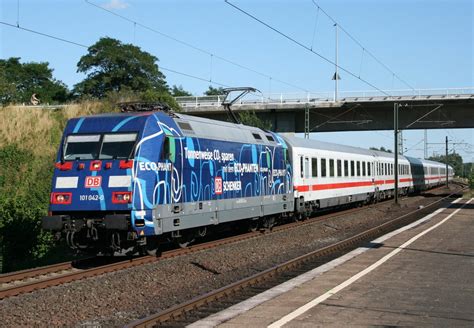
[101, 0, 129, 10]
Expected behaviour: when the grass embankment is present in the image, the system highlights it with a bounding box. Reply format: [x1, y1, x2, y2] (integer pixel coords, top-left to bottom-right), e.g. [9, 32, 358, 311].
[0, 103, 114, 273]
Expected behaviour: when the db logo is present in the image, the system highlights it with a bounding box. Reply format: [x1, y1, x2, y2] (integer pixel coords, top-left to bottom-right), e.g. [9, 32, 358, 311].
[85, 176, 102, 188]
[215, 177, 222, 195]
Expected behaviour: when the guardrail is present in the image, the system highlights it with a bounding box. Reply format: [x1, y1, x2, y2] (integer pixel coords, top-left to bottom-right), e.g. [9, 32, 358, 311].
[175, 87, 474, 107]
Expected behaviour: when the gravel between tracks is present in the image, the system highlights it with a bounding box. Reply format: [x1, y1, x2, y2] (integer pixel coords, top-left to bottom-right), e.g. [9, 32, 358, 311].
[0, 186, 458, 328]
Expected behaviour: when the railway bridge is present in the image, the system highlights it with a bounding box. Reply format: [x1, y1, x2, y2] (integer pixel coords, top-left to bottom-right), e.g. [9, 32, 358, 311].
[176, 88, 474, 133]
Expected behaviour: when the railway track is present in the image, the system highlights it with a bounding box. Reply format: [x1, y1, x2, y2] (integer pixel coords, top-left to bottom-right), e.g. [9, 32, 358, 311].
[125, 185, 466, 328]
[0, 203, 367, 300]
[0, 183, 461, 300]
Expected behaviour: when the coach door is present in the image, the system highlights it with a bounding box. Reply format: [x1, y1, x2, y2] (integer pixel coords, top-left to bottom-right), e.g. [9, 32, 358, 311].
[300, 155, 310, 184]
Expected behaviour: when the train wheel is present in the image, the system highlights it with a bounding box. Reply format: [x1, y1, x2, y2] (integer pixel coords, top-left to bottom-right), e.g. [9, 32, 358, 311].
[177, 233, 195, 248]
[262, 217, 275, 231]
[145, 237, 160, 257]
[249, 219, 259, 232]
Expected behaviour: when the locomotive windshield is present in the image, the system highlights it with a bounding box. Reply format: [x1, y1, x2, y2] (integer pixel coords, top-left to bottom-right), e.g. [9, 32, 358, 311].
[63, 133, 137, 160]
[64, 135, 101, 160]
[99, 133, 137, 159]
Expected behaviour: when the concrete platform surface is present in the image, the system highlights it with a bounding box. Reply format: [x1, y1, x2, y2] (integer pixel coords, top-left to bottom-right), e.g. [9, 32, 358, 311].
[189, 197, 474, 328]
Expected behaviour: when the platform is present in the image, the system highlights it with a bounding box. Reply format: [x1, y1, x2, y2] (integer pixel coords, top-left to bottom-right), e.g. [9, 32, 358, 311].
[189, 197, 474, 327]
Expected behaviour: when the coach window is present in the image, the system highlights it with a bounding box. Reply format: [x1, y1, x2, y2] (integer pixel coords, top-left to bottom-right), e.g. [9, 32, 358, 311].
[350, 161, 355, 177]
[321, 158, 327, 177]
[311, 158, 318, 177]
[337, 159, 342, 177]
[391, 164, 394, 175]
[344, 160, 349, 177]
[356, 161, 361, 176]
[305, 157, 310, 179]
[300, 156, 304, 178]
[329, 159, 335, 177]
[368, 162, 371, 176]
[362, 161, 366, 176]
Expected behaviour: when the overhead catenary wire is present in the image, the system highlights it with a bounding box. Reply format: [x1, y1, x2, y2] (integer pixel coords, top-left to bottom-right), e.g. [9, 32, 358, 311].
[310, 5, 320, 51]
[311, 0, 416, 91]
[0, 20, 231, 89]
[84, 0, 309, 93]
[225, 0, 392, 97]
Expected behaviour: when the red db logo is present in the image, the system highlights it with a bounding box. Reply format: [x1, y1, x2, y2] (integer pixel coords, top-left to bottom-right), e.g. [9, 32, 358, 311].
[215, 177, 222, 195]
[85, 176, 102, 188]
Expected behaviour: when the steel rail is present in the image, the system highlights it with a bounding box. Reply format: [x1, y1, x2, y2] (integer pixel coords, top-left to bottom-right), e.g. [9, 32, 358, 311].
[0, 184, 459, 300]
[125, 185, 466, 328]
[0, 203, 367, 300]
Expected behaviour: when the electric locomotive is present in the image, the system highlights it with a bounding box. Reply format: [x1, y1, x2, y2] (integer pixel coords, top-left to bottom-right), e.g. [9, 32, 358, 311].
[42, 105, 293, 255]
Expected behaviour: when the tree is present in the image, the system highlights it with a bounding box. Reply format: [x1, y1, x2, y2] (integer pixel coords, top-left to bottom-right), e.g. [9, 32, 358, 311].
[0, 57, 69, 105]
[171, 85, 192, 97]
[370, 146, 392, 153]
[239, 111, 272, 130]
[204, 85, 225, 96]
[428, 152, 463, 176]
[74, 37, 168, 98]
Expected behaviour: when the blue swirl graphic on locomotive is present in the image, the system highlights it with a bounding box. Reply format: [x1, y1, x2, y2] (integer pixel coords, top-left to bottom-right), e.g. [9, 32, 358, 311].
[51, 111, 292, 238]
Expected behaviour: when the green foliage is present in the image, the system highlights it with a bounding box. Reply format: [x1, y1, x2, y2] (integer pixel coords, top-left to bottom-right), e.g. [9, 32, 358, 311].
[74, 37, 168, 98]
[461, 162, 473, 178]
[428, 152, 463, 176]
[204, 85, 225, 96]
[171, 85, 192, 97]
[239, 110, 272, 130]
[0, 144, 61, 272]
[0, 57, 70, 105]
[140, 89, 180, 111]
[369, 146, 392, 153]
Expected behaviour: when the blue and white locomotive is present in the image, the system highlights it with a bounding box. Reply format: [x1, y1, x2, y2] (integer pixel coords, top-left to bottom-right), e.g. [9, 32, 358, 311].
[42, 106, 293, 254]
[42, 104, 453, 255]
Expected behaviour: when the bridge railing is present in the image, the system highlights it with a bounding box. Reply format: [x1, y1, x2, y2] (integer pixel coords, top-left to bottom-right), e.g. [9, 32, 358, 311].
[175, 87, 474, 107]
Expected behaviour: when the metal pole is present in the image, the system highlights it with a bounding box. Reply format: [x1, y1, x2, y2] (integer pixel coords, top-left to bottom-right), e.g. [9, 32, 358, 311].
[334, 23, 338, 102]
[445, 136, 448, 187]
[394, 103, 399, 204]
[424, 129, 428, 159]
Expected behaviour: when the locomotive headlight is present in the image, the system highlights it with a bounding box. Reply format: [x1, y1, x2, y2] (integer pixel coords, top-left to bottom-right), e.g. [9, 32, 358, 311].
[112, 192, 132, 204]
[51, 192, 72, 204]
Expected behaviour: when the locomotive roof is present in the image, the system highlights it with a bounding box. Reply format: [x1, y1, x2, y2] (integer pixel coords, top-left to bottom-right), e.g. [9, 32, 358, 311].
[173, 113, 277, 145]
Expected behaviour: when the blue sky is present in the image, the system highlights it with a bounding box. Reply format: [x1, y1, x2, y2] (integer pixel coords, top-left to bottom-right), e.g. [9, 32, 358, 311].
[1, 0, 473, 162]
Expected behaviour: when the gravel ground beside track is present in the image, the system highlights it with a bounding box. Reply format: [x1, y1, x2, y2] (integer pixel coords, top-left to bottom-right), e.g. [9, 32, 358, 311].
[0, 186, 458, 328]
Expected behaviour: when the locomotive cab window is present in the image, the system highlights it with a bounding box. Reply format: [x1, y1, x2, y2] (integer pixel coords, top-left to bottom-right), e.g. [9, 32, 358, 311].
[64, 134, 101, 160]
[99, 133, 137, 159]
[162, 136, 176, 160]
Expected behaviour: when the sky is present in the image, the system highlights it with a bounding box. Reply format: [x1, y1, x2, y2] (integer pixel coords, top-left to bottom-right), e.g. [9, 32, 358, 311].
[1, 0, 473, 162]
